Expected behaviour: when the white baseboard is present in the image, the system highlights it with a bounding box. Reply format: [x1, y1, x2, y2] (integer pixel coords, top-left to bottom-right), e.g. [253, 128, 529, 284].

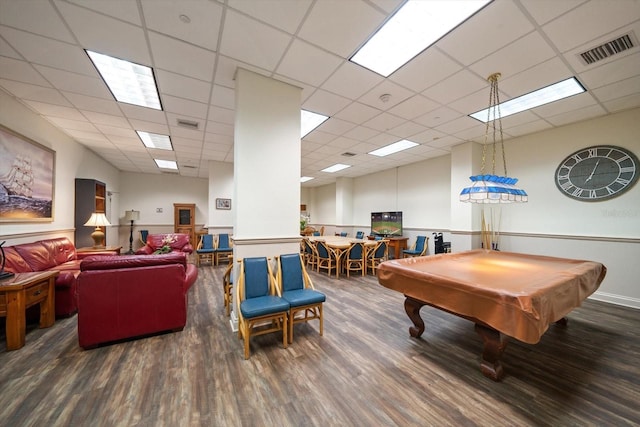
[590, 291, 640, 310]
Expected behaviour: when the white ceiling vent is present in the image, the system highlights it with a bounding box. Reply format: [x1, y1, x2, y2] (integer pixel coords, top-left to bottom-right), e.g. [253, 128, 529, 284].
[176, 119, 199, 130]
[578, 33, 636, 65]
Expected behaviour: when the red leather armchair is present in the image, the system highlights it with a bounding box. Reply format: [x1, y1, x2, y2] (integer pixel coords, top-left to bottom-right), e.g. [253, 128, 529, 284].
[77, 252, 198, 349]
[135, 233, 194, 255]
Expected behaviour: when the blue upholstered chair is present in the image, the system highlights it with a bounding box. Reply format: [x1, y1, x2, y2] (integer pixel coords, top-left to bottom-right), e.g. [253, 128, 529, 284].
[315, 241, 337, 277]
[340, 232, 348, 237]
[301, 238, 317, 270]
[196, 234, 215, 266]
[215, 233, 233, 265]
[236, 257, 289, 359]
[403, 235, 429, 258]
[276, 253, 326, 343]
[344, 241, 366, 277]
[355, 231, 365, 239]
[222, 258, 234, 316]
[312, 231, 321, 236]
[367, 239, 388, 275]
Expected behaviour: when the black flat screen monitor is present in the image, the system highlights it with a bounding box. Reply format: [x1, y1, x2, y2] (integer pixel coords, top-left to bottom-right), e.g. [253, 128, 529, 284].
[371, 211, 402, 237]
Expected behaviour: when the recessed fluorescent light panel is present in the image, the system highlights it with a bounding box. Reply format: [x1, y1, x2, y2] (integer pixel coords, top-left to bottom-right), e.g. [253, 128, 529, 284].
[300, 176, 315, 183]
[86, 50, 162, 110]
[470, 77, 586, 122]
[136, 131, 173, 150]
[301, 110, 329, 138]
[369, 139, 419, 157]
[351, 0, 491, 77]
[321, 164, 351, 173]
[154, 159, 178, 170]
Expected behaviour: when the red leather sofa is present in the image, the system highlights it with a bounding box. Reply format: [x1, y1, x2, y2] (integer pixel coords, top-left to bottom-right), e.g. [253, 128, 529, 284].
[3, 237, 114, 317]
[135, 233, 194, 255]
[76, 252, 198, 349]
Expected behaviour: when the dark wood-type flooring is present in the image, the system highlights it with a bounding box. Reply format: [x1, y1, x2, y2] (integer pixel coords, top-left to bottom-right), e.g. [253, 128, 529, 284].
[1, 264, 639, 426]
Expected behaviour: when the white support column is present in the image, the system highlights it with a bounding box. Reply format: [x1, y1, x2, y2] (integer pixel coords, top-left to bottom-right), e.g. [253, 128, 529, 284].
[230, 68, 302, 331]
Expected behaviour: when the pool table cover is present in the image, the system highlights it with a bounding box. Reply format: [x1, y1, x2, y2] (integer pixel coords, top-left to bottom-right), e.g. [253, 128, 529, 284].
[377, 249, 607, 344]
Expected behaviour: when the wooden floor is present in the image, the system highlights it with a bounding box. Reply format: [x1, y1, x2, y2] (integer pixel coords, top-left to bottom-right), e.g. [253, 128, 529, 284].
[1, 264, 639, 426]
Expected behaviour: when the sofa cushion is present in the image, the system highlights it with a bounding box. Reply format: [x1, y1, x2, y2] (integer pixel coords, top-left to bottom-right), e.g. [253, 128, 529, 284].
[81, 252, 187, 271]
[14, 241, 57, 271]
[3, 246, 33, 273]
[39, 237, 77, 265]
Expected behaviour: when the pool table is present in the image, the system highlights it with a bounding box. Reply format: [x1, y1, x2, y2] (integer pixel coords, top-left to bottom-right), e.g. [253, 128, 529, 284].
[377, 249, 607, 381]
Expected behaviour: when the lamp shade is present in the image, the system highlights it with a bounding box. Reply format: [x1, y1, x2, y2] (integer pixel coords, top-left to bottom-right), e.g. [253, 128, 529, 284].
[124, 210, 140, 222]
[84, 212, 111, 227]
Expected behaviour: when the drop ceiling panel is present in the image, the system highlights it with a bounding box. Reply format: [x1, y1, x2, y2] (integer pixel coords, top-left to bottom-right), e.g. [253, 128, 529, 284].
[56, 1, 151, 65]
[219, 10, 291, 71]
[0, 0, 75, 42]
[359, 80, 413, 110]
[65, 0, 142, 26]
[0, 57, 51, 86]
[162, 95, 208, 119]
[545, 104, 607, 127]
[0, 80, 70, 106]
[422, 70, 486, 106]
[207, 106, 235, 124]
[24, 100, 86, 121]
[578, 52, 640, 90]
[362, 112, 405, 132]
[297, 0, 385, 57]
[304, 89, 352, 116]
[62, 92, 121, 115]
[33, 65, 112, 99]
[148, 32, 216, 81]
[276, 39, 342, 87]
[521, 0, 586, 26]
[228, 0, 313, 34]
[81, 111, 129, 128]
[120, 105, 168, 125]
[156, 70, 212, 104]
[390, 47, 463, 93]
[332, 102, 380, 124]
[437, 1, 534, 66]
[141, 0, 223, 50]
[321, 61, 383, 100]
[591, 76, 640, 103]
[46, 116, 99, 132]
[0, 36, 20, 59]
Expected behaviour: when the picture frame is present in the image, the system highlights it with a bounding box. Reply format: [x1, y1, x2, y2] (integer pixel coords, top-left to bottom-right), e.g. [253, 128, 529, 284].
[216, 198, 231, 210]
[0, 124, 55, 222]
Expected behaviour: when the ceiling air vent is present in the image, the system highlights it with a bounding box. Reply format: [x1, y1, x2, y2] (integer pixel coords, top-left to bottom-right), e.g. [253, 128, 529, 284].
[342, 152, 356, 157]
[182, 165, 197, 169]
[578, 33, 636, 65]
[176, 119, 199, 130]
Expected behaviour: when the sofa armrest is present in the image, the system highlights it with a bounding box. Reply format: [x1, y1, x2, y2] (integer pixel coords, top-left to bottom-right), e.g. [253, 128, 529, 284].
[135, 246, 154, 255]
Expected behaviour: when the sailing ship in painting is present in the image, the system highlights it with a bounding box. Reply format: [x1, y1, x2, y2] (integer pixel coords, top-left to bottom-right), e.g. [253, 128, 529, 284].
[0, 154, 51, 218]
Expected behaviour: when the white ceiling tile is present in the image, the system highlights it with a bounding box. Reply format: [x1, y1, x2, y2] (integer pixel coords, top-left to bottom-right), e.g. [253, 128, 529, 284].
[578, 52, 640, 90]
[46, 116, 99, 132]
[433, 116, 480, 136]
[533, 92, 599, 118]
[56, 1, 151, 65]
[343, 126, 380, 141]
[386, 121, 428, 139]
[207, 106, 235, 124]
[362, 112, 404, 133]
[387, 95, 439, 120]
[359, 80, 413, 111]
[62, 92, 122, 115]
[162, 95, 208, 119]
[422, 70, 486, 106]
[413, 106, 461, 128]
[148, 32, 216, 81]
[592, 75, 640, 103]
[228, 0, 313, 34]
[65, 0, 143, 25]
[120, 105, 168, 125]
[141, 0, 223, 50]
[95, 124, 136, 138]
[0, 36, 20, 59]
[521, 0, 586, 26]
[127, 119, 169, 134]
[298, 0, 385, 57]
[1, 1, 75, 42]
[0, 27, 96, 76]
[321, 61, 383, 100]
[542, 0, 640, 52]
[390, 47, 463, 93]
[333, 102, 380, 124]
[0, 57, 50, 86]
[0, 80, 70, 106]
[24, 101, 86, 121]
[470, 32, 557, 82]
[602, 92, 640, 113]
[410, 128, 448, 145]
[502, 119, 554, 138]
[81, 110, 129, 128]
[219, 10, 291, 71]
[315, 117, 357, 136]
[303, 89, 351, 116]
[498, 57, 573, 99]
[206, 122, 234, 137]
[156, 70, 212, 104]
[437, 1, 534, 66]
[545, 104, 608, 127]
[65, 129, 111, 143]
[33, 65, 112, 99]
[211, 84, 236, 110]
[276, 39, 342, 86]
[302, 130, 337, 145]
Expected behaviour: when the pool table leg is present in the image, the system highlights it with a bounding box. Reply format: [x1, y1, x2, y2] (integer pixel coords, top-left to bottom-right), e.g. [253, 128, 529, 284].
[404, 297, 426, 338]
[474, 323, 509, 381]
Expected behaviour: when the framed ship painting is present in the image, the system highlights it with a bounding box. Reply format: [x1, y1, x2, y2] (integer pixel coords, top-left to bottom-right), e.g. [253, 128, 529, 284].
[0, 124, 55, 222]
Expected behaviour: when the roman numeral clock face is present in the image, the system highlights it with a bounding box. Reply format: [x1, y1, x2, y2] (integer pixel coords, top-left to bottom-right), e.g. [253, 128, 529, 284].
[555, 145, 639, 201]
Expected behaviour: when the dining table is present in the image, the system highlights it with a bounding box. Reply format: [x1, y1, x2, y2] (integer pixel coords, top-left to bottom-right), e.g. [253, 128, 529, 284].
[307, 236, 377, 278]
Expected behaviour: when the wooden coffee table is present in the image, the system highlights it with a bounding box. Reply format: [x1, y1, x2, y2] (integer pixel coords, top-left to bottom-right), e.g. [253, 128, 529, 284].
[0, 271, 58, 351]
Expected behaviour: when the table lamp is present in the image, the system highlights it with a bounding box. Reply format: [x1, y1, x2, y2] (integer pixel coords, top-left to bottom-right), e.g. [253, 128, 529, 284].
[84, 212, 111, 248]
[124, 209, 140, 254]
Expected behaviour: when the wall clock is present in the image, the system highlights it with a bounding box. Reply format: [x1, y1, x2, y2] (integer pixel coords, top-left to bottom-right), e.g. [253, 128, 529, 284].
[555, 145, 638, 201]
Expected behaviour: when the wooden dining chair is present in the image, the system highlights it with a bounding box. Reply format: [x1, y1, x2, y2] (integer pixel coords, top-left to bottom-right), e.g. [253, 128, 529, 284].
[368, 239, 389, 275]
[315, 241, 337, 276]
[345, 241, 366, 277]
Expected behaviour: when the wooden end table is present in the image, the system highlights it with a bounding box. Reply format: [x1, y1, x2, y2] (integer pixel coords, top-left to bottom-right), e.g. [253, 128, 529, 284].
[0, 271, 58, 351]
[77, 245, 122, 255]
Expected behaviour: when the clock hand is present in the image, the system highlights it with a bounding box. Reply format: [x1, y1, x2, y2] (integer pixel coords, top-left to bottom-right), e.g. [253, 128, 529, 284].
[584, 159, 600, 182]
